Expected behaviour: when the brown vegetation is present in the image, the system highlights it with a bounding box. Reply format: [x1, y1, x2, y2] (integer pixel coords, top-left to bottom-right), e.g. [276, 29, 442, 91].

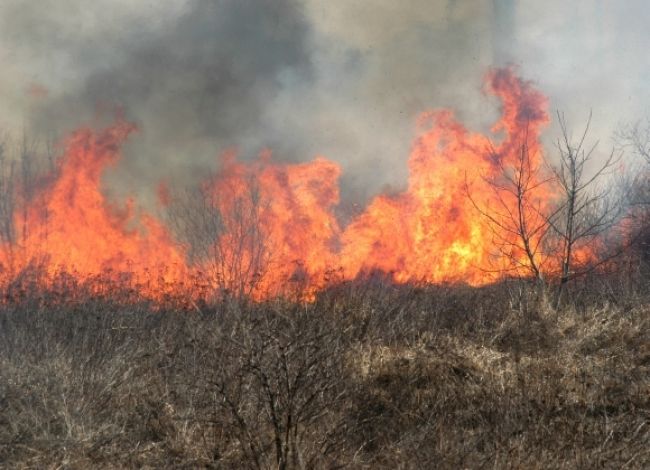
[0, 114, 649, 468]
[0, 273, 648, 469]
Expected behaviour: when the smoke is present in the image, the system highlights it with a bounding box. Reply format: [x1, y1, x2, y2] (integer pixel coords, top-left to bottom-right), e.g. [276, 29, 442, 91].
[0, 0, 316, 201]
[0, 0, 649, 204]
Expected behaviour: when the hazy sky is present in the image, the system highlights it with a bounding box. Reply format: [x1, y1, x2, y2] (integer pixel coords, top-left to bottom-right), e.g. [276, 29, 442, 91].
[0, 0, 648, 203]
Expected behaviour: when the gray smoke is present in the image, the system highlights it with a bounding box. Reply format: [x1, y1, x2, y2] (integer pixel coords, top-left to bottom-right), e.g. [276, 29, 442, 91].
[0, 0, 648, 205]
[1, 0, 316, 201]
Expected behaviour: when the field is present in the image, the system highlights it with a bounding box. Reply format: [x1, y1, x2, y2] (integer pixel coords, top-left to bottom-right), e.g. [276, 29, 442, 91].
[2, 1, 650, 468]
[1, 275, 648, 469]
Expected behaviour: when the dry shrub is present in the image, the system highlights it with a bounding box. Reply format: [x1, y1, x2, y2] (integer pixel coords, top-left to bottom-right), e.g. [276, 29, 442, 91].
[0, 279, 648, 468]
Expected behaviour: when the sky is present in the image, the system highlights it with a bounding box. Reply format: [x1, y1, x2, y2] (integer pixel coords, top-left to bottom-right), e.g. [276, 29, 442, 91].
[0, 0, 648, 203]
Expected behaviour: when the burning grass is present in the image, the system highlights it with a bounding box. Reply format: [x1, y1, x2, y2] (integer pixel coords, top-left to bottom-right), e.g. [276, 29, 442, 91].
[0, 68, 584, 303]
[0, 65, 646, 467]
[0, 279, 648, 468]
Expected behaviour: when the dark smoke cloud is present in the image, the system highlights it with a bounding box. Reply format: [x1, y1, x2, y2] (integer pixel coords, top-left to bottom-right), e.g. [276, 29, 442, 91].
[1, 0, 315, 199]
[1, 0, 649, 205]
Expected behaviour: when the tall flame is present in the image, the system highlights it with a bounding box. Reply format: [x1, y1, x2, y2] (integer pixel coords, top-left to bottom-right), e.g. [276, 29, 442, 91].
[0, 69, 561, 302]
[0, 121, 188, 299]
[340, 68, 550, 283]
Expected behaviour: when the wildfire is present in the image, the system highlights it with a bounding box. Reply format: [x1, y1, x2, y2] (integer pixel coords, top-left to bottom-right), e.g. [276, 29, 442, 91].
[0, 122, 189, 300]
[341, 69, 550, 284]
[0, 69, 560, 303]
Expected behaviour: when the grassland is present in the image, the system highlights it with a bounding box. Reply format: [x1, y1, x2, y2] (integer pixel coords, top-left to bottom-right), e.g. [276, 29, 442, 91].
[0, 275, 649, 469]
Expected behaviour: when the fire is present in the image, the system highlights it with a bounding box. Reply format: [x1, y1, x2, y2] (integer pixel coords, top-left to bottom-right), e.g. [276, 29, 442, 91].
[0, 121, 189, 300]
[0, 69, 561, 303]
[340, 69, 550, 283]
[187, 150, 341, 300]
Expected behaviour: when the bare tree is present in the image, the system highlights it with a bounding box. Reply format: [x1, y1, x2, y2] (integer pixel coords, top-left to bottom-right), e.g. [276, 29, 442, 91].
[0, 131, 50, 277]
[0, 137, 16, 248]
[168, 175, 270, 300]
[620, 118, 650, 164]
[467, 130, 554, 286]
[200, 309, 348, 469]
[615, 118, 650, 266]
[546, 112, 625, 303]
[616, 118, 650, 206]
[17, 131, 39, 246]
[469, 113, 629, 308]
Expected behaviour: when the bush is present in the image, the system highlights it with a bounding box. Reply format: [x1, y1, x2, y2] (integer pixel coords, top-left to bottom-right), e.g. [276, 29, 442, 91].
[0, 279, 648, 468]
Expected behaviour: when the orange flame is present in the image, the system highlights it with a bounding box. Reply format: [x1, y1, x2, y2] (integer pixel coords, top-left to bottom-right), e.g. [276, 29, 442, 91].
[340, 69, 550, 283]
[189, 149, 341, 300]
[0, 121, 188, 300]
[0, 69, 574, 303]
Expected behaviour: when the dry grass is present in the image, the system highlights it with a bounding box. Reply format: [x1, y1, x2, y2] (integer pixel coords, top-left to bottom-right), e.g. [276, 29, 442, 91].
[0, 280, 648, 469]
